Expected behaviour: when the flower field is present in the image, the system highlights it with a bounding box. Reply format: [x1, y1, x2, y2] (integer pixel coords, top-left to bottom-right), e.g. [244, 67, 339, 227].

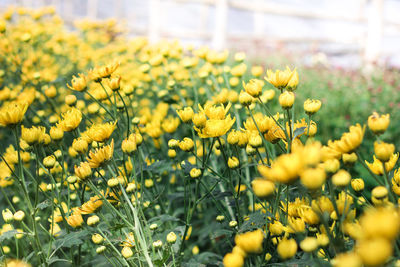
[1, 6, 400, 267]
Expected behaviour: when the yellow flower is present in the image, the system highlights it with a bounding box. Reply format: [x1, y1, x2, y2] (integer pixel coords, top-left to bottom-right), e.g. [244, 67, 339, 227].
[243, 79, 263, 97]
[287, 68, 299, 90]
[79, 196, 103, 214]
[121, 136, 137, 154]
[192, 113, 207, 128]
[359, 206, 400, 240]
[304, 99, 322, 115]
[195, 115, 235, 138]
[374, 141, 395, 162]
[223, 252, 244, 267]
[258, 153, 302, 184]
[357, 238, 392, 267]
[178, 137, 194, 152]
[332, 169, 351, 187]
[176, 107, 194, 123]
[368, 112, 389, 135]
[351, 178, 364, 192]
[66, 210, 84, 228]
[87, 121, 117, 142]
[57, 108, 82, 132]
[235, 229, 264, 254]
[161, 117, 180, 133]
[264, 67, 296, 89]
[199, 102, 232, 120]
[332, 252, 362, 267]
[21, 125, 46, 145]
[238, 91, 253, 106]
[49, 126, 64, 141]
[74, 161, 92, 180]
[0, 102, 28, 127]
[108, 76, 121, 91]
[300, 167, 326, 190]
[67, 73, 87, 92]
[251, 178, 275, 198]
[279, 91, 295, 109]
[365, 154, 399, 175]
[329, 124, 365, 154]
[277, 238, 297, 259]
[2, 259, 32, 267]
[300, 237, 318, 252]
[87, 140, 114, 168]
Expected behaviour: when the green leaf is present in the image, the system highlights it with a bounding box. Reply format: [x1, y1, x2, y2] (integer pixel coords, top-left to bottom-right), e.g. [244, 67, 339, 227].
[0, 230, 19, 242]
[239, 211, 267, 233]
[149, 214, 182, 224]
[293, 126, 306, 139]
[37, 199, 52, 210]
[54, 230, 88, 249]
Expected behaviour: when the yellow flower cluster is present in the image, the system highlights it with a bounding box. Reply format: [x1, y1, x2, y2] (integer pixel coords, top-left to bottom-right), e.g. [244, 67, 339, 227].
[1, 6, 400, 267]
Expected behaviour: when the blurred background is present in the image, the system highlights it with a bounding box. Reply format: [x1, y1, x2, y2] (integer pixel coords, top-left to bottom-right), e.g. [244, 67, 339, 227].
[1, 0, 400, 69]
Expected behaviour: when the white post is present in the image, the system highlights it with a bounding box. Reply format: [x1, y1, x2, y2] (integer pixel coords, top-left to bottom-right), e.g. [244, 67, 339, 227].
[148, 0, 161, 43]
[87, 0, 98, 19]
[253, 0, 264, 36]
[212, 0, 228, 50]
[63, 0, 73, 22]
[364, 0, 384, 69]
[115, 0, 124, 20]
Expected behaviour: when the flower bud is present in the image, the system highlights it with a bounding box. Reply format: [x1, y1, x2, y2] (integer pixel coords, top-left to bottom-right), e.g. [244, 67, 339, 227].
[65, 94, 77, 106]
[368, 112, 389, 135]
[227, 157, 239, 169]
[149, 223, 158, 230]
[74, 162, 92, 181]
[351, 178, 365, 192]
[304, 99, 321, 115]
[324, 159, 340, 173]
[190, 168, 202, 179]
[50, 126, 64, 141]
[72, 138, 88, 154]
[168, 139, 179, 148]
[92, 233, 104, 244]
[252, 178, 275, 198]
[239, 91, 253, 106]
[243, 79, 263, 97]
[166, 232, 177, 244]
[43, 155, 56, 168]
[216, 215, 225, 222]
[107, 178, 120, 187]
[279, 91, 295, 109]
[109, 76, 121, 91]
[96, 245, 106, 254]
[121, 246, 133, 258]
[177, 107, 194, 123]
[179, 137, 194, 152]
[332, 170, 351, 187]
[153, 240, 163, 249]
[192, 113, 207, 128]
[122, 138, 137, 154]
[248, 133, 262, 148]
[13, 210, 25, 221]
[277, 238, 297, 259]
[246, 144, 256, 155]
[168, 149, 177, 158]
[374, 141, 395, 162]
[300, 168, 326, 190]
[87, 215, 100, 226]
[371, 186, 388, 205]
[2, 209, 13, 223]
[229, 220, 238, 228]
[300, 237, 318, 252]
[342, 153, 357, 165]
